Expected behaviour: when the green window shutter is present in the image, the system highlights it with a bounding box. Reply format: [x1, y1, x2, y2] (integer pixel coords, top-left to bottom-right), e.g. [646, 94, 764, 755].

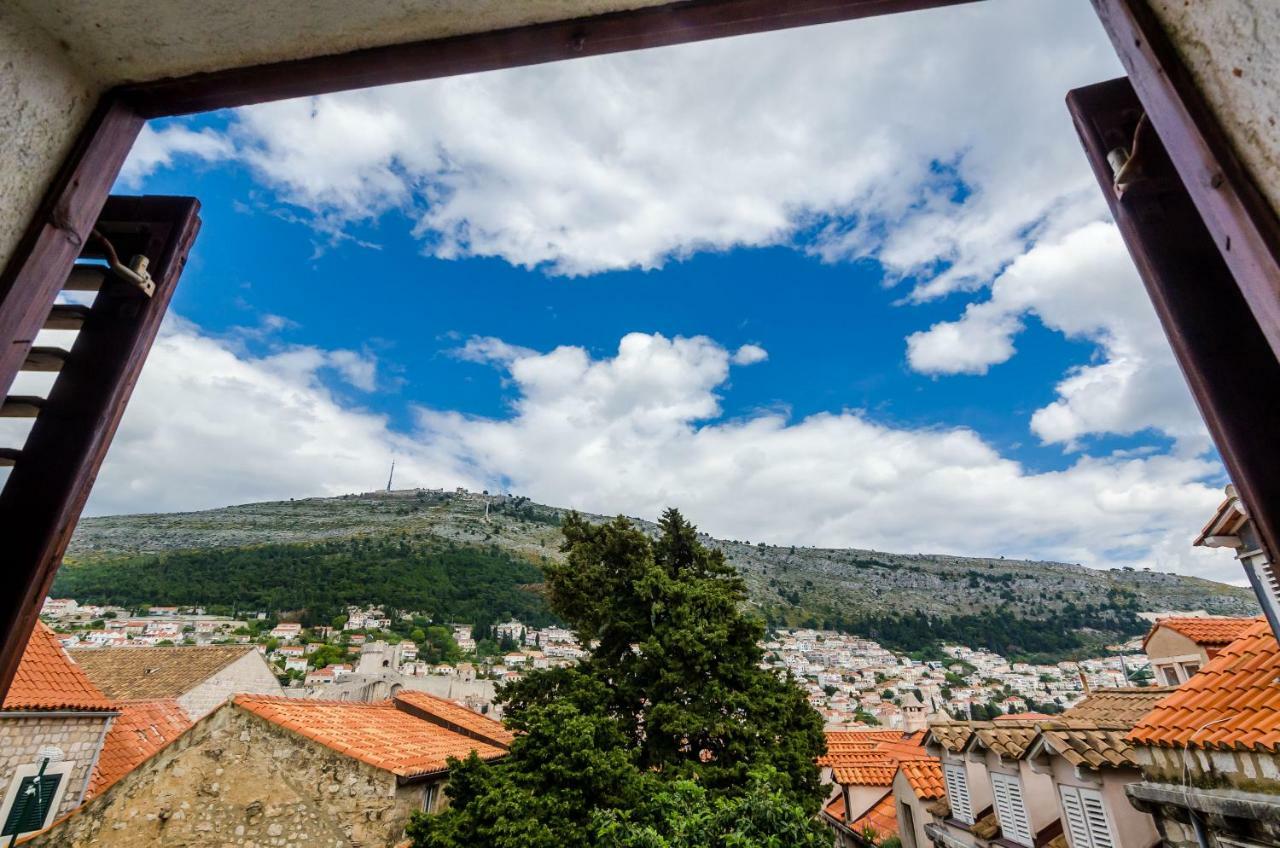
[2, 773, 62, 837]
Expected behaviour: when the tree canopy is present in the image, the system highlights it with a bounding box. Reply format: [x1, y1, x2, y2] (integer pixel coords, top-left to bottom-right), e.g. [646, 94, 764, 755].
[408, 509, 828, 848]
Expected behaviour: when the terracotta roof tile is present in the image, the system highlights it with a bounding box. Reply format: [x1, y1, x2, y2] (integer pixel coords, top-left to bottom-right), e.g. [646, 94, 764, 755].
[899, 759, 945, 800]
[925, 721, 973, 753]
[823, 793, 847, 823]
[1061, 687, 1177, 725]
[71, 645, 258, 700]
[392, 690, 513, 748]
[968, 721, 1041, 757]
[3, 623, 113, 712]
[1130, 620, 1280, 752]
[821, 730, 937, 788]
[1034, 725, 1138, 769]
[235, 694, 507, 778]
[88, 699, 192, 797]
[1142, 616, 1261, 653]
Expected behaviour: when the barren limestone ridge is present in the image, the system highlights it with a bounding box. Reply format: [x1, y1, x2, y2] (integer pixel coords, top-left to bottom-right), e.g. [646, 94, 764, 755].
[63, 490, 1256, 661]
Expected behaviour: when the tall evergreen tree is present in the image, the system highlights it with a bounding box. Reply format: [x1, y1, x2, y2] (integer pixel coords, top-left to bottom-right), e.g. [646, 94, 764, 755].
[408, 509, 827, 847]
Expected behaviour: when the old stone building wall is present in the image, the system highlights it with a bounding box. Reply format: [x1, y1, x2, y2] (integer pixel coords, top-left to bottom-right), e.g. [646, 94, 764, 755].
[177, 651, 283, 721]
[27, 705, 434, 848]
[0, 713, 113, 819]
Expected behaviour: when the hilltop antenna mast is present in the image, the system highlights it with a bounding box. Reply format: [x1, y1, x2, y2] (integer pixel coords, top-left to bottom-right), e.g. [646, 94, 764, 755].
[386, 460, 395, 493]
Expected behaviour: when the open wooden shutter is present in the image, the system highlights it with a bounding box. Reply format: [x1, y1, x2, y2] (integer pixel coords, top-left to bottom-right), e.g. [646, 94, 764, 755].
[990, 772, 1032, 847]
[0, 195, 201, 702]
[1060, 786, 1116, 848]
[943, 763, 973, 823]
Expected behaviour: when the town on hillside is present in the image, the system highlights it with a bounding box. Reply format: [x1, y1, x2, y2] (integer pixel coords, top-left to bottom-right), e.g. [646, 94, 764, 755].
[6, 485, 1280, 848]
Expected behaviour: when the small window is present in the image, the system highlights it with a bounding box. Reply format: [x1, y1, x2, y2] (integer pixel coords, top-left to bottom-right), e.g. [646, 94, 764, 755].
[1060, 786, 1116, 848]
[0, 767, 67, 840]
[422, 783, 439, 814]
[942, 763, 974, 824]
[1159, 665, 1180, 686]
[1180, 663, 1200, 679]
[990, 772, 1033, 847]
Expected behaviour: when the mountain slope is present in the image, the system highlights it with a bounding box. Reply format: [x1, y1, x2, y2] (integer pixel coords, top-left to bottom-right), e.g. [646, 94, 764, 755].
[61, 489, 1257, 659]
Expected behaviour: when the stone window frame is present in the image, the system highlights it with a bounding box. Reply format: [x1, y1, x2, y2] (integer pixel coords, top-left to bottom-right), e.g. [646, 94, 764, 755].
[0, 760, 73, 839]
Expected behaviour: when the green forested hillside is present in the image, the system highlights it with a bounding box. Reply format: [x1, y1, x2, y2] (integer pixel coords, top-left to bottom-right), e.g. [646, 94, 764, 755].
[52, 535, 557, 628]
[61, 489, 1258, 661]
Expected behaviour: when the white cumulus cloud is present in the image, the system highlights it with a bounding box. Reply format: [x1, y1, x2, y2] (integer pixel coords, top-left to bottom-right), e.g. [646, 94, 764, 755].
[906, 222, 1208, 451]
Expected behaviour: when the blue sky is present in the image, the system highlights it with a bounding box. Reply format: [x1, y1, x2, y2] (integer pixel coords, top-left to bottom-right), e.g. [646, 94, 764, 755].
[143, 143, 1103, 472]
[35, 0, 1237, 582]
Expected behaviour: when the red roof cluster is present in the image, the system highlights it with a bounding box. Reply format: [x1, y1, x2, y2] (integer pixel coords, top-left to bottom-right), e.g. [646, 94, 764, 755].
[2, 622, 113, 713]
[820, 729, 935, 786]
[235, 694, 509, 778]
[1130, 619, 1280, 751]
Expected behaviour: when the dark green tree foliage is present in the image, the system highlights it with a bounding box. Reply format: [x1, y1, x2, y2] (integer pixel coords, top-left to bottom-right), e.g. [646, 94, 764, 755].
[52, 536, 556, 628]
[408, 509, 828, 848]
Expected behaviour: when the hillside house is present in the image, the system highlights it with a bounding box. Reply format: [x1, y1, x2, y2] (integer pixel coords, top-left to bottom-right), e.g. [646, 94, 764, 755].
[268, 622, 302, 641]
[27, 691, 511, 847]
[71, 645, 282, 721]
[1127, 619, 1280, 848]
[1141, 615, 1258, 686]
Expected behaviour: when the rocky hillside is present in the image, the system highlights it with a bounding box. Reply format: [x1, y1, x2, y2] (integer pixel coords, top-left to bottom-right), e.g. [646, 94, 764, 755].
[67, 489, 1255, 627]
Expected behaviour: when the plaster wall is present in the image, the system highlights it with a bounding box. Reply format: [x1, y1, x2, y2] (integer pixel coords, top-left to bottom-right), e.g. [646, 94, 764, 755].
[1142, 628, 1205, 667]
[9, 0, 672, 88]
[176, 649, 283, 721]
[1150, 0, 1280, 221]
[0, 7, 98, 287]
[892, 769, 934, 848]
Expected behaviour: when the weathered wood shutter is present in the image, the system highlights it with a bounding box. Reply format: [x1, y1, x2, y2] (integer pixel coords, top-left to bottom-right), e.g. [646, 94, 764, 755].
[0, 195, 201, 701]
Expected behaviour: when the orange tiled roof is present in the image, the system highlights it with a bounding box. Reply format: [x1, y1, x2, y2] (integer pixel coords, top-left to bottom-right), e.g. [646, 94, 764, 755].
[88, 699, 192, 797]
[2, 622, 114, 712]
[850, 791, 898, 842]
[1142, 616, 1260, 653]
[235, 694, 508, 778]
[821, 730, 937, 788]
[1130, 619, 1280, 752]
[996, 712, 1052, 721]
[898, 759, 945, 800]
[823, 792, 847, 823]
[392, 690, 514, 747]
[925, 720, 973, 753]
[1061, 687, 1177, 725]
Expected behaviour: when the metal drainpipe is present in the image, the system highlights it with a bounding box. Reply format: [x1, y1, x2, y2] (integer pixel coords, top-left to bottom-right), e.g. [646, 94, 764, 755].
[1189, 810, 1211, 848]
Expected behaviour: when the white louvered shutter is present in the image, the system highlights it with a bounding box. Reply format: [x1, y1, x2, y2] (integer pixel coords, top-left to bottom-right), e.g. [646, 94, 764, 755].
[943, 763, 973, 824]
[990, 773, 1033, 847]
[1059, 786, 1092, 848]
[1079, 788, 1116, 848]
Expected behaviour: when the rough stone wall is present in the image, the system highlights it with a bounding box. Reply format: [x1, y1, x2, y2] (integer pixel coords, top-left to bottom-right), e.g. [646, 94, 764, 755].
[0, 6, 98, 284]
[27, 705, 432, 848]
[177, 651, 284, 721]
[0, 713, 111, 819]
